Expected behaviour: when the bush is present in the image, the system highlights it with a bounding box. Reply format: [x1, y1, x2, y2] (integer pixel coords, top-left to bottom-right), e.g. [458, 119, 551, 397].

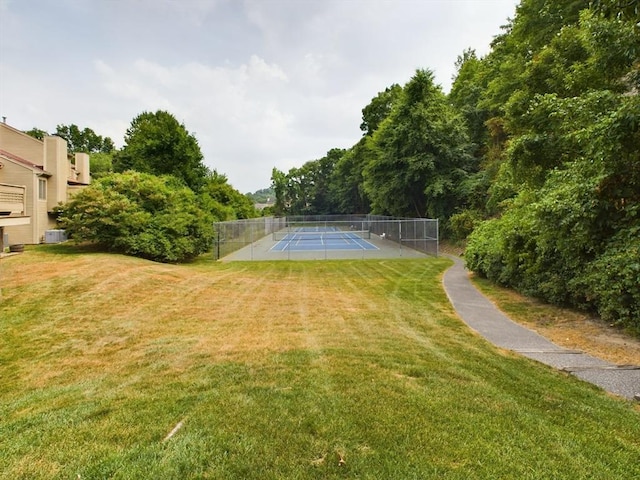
[448, 209, 482, 242]
[57, 171, 214, 263]
[577, 229, 640, 332]
[466, 91, 640, 331]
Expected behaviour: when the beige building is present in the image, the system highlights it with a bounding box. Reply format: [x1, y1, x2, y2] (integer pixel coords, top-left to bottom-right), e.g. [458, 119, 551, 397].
[0, 121, 91, 250]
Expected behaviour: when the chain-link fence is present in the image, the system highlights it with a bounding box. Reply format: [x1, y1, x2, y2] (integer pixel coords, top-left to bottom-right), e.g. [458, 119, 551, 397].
[365, 215, 439, 256]
[213, 215, 438, 260]
[213, 217, 286, 260]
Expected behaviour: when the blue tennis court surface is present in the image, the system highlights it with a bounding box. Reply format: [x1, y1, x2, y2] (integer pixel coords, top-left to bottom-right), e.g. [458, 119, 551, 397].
[271, 227, 379, 252]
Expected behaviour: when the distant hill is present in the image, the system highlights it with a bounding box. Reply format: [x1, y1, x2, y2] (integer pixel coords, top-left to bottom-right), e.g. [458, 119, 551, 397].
[246, 187, 274, 205]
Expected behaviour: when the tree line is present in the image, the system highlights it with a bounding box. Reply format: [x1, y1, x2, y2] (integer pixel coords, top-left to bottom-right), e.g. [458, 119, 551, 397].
[270, 0, 640, 331]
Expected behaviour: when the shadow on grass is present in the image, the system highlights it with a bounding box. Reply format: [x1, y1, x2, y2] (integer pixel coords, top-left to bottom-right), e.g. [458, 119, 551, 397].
[31, 242, 108, 256]
[31, 242, 219, 267]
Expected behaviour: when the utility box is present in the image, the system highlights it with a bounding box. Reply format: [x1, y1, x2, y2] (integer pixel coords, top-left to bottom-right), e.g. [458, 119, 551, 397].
[45, 229, 67, 244]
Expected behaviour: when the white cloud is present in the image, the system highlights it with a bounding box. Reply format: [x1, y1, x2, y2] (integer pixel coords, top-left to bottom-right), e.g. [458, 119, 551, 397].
[91, 55, 299, 190]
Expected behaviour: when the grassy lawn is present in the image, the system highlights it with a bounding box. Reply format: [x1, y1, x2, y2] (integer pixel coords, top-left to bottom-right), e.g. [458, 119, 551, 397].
[1, 245, 639, 479]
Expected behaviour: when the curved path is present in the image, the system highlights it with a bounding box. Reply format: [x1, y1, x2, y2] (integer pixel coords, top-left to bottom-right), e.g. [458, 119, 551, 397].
[442, 255, 640, 401]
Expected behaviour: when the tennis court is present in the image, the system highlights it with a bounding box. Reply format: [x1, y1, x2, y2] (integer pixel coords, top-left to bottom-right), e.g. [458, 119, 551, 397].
[270, 227, 378, 252]
[214, 215, 438, 261]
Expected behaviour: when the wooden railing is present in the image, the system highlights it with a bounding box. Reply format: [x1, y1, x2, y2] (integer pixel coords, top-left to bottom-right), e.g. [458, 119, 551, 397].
[0, 183, 27, 216]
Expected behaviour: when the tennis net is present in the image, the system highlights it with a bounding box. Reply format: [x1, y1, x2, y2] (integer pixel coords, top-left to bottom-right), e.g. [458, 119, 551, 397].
[272, 230, 371, 241]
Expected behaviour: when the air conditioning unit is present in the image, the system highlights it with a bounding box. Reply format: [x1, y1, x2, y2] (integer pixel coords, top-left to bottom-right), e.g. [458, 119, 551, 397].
[45, 229, 67, 243]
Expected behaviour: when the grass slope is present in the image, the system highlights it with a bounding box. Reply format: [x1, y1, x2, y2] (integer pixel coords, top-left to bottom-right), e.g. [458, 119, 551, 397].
[1, 246, 639, 479]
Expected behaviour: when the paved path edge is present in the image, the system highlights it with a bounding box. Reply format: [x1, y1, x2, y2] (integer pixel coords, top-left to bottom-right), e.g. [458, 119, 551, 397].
[441, 254, 640, 401]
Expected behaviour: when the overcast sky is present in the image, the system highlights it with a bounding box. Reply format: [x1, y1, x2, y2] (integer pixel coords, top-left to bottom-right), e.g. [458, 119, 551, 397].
[0, 0, 518, 193]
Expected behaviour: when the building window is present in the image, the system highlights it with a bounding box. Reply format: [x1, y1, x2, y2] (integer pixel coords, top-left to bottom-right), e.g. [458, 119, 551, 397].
[38, 178, 47, 200]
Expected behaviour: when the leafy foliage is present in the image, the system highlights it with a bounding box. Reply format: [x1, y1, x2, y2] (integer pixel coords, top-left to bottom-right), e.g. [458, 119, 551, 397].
[23, 124, 115, 154]
[360, 84, 402, 136]
[114, 110, 209, 191]
[55, 124, 115, 153]
[57, 171, 214, 263]
[270, 149, 346, 216]
[329, 138, 372, 214]
[364, 70, 474, 219]
[24, 127, 48, 140]
[466, 91, 640, 331]
[200, 171, 257, 221]
[88, 152, 114, 179]
[443, 1, 640, 331]
[449, 49, 491, 157]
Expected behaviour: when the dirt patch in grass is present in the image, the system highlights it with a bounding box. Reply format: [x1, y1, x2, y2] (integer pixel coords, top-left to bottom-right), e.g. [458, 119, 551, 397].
[522, 314, 640, 367]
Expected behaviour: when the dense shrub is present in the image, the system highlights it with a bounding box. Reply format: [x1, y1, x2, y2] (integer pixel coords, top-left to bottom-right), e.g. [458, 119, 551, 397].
[580, 233, 640, 328]
[57, 171, 214, 263]
[466, 92, 640, 332]
[448, 209, 483, 242]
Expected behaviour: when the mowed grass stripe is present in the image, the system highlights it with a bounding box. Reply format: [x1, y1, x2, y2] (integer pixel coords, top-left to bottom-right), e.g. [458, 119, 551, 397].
[0, 245, 639, 479]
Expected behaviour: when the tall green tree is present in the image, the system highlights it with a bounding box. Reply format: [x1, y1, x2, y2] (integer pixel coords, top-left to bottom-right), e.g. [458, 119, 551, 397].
[24, 124, 115, 153]
[364, 69, 474, 219]
[114, 111, 208, 191]
[307, 148, 344, 215]
[88, 152, 114, 179]
[449, 49, 491, 158]
[360, 84, 402, 136]
[269, 149, 345, 216]
[330, 138, 372, 214]
[271, 167, 289, 216]
[480, 0, 585, 123]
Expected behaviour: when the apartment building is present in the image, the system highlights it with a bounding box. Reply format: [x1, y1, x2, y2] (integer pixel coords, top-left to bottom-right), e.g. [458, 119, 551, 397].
[0, 121, 90, 250]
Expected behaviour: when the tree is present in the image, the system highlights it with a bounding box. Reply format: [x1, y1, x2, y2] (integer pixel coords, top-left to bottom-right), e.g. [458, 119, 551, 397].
[306, 148, 344, 215]
[466, 91, 640, 332]
[57, 171, 214, 263]
[269, 149, 345, 216]
[363, 70, 474, 220]
[114, 111, 209, 191]
[55, 124, 115, 153]
[88, 152, 114, 179]
[449, 49, 490, 157]
[590, 0, 640, 22]
[200, 171, 257, 220]
[330, 138, 372, 214]
[23, 124, 115, 153]
[271, 167, 289, 216]
[480, 0, 585, 120]
[283, 163, 315, 215]
[360, 84, 402, 136]
[24, 127, 48, 140]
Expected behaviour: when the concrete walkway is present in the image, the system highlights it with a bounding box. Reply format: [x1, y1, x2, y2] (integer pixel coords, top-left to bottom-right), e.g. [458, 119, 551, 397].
[442, 255, 640, 401]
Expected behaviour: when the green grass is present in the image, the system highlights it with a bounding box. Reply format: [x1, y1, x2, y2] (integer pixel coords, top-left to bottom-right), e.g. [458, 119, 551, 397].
[1, 246, 639, 479]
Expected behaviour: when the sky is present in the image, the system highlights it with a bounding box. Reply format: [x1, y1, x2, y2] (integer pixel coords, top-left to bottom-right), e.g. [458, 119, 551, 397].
[0, 0, 518, 194]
